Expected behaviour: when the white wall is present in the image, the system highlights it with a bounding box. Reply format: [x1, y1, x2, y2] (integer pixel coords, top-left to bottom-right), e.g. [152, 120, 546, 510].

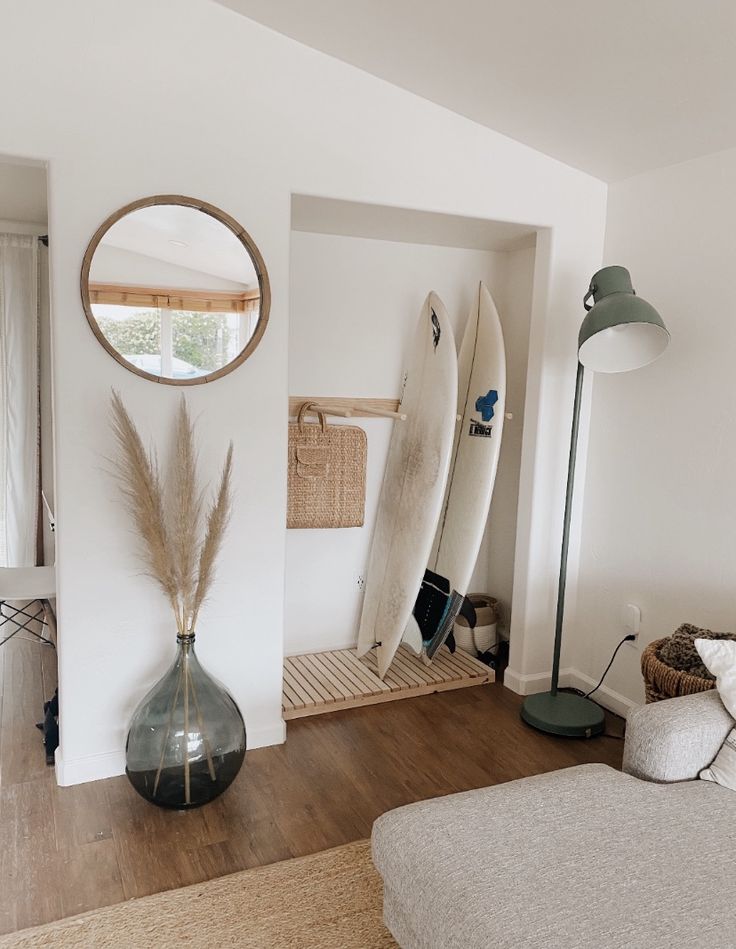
[0, 160, 47, 225]
[286, 232, 534, 655]
[485, 245, 535, 631]
[0, 0, 606, 784]
[573, 145, 736, 707]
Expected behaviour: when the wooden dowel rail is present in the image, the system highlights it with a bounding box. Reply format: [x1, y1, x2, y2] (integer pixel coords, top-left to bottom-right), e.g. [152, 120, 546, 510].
[357, 406, 407, 421]
[309, 404, 354, 418]
[289, 396, 406, 421]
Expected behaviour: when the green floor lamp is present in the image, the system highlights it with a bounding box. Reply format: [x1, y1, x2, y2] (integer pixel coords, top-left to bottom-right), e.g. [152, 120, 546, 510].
[521, 265, 670, 737]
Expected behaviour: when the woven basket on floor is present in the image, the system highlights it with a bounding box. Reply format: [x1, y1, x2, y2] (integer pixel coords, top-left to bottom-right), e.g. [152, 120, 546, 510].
[641, 637, 716, 703]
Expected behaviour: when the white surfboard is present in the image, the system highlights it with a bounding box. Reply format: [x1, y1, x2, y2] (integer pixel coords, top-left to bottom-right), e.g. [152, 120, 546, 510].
[405, 282, 506, 660]
[356, 292, 458, 679]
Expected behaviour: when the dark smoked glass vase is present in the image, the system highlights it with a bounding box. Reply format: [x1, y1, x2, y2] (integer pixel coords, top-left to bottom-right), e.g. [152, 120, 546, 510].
[126, 633, 246, 808]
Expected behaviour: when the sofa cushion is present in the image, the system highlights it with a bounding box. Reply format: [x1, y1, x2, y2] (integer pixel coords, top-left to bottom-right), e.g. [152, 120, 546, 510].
[623, 689, 734, 783]
[372, 764, 736, 949]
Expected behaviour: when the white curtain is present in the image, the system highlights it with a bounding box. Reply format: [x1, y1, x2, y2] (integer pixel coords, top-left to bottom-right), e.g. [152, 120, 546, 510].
[0, 234, 39, 567]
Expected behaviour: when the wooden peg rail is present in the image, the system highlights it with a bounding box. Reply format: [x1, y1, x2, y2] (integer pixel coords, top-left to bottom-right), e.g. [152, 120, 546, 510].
[289, 396, 406, 421]
[289, 397, 513, 423]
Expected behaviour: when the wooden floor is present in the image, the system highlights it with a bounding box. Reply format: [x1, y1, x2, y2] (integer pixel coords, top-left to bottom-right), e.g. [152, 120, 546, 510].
[0, 634, 624, 937]
[0, 626, 57, 788]
[283, 646, 492, 719]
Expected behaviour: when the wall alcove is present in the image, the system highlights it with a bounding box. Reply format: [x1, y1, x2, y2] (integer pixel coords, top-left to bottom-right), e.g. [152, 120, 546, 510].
[284, 195, 541, 719]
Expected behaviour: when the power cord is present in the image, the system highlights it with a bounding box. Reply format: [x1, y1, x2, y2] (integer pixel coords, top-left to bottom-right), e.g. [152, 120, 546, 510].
[560, 633, 635, 740]
[585, 634, 636, 699]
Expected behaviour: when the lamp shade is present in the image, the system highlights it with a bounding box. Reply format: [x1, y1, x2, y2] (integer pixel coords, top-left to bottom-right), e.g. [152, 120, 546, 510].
[578, 265, 669, 373]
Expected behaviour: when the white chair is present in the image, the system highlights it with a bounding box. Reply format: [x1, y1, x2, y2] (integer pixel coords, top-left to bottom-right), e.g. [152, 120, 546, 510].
[0, 566, 56, 647]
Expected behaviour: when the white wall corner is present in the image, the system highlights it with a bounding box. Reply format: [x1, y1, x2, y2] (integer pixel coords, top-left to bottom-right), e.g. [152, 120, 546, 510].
[504, 666, 575, 695]
[503, 667, 639, 720]
[249, 718, 287, 749]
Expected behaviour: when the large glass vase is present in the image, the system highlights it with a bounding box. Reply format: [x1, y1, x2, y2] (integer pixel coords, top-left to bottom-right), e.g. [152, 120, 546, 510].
[125, 633, 246, 808]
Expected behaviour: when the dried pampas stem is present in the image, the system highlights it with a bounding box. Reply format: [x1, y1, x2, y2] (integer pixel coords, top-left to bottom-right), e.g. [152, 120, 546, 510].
[172, 397, 203, 633]
[191, 444, 233, 630]
[110, 391, 183, 635]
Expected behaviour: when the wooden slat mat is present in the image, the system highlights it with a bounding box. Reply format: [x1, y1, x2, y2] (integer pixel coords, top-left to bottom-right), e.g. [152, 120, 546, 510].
[283, 646, 492, 719]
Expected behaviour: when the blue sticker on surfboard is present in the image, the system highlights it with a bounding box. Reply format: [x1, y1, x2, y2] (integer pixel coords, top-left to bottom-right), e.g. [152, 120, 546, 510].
[470, 389, 498, 437]
[475, 389, 498, 421]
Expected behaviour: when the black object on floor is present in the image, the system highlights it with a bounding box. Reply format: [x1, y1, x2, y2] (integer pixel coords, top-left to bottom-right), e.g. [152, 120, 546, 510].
[477, 639, 509, 670]
[36, 688, 59, 765]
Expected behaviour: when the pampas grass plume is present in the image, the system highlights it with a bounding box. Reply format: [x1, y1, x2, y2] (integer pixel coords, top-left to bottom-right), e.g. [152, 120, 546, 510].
[110, 391, 233, 637]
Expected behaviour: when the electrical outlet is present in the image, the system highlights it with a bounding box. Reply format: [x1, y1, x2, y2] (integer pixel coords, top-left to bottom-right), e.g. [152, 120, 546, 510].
[357, 575, 365, 591]
[622, 603, 640, 646]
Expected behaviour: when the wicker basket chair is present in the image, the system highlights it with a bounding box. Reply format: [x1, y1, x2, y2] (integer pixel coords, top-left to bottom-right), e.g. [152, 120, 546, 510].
[641, 637, 716, 703]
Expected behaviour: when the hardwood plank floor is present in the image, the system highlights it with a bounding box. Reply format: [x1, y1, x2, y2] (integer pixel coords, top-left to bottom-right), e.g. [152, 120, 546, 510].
[0, 634, 624, 936]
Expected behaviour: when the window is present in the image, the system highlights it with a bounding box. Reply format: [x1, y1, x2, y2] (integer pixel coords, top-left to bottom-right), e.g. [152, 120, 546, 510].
[90, 285, 259, 379]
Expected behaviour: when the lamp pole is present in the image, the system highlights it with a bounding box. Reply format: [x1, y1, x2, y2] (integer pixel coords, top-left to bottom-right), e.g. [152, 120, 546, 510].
[520, 356, 604, 738]
[550, 360, 584, 697]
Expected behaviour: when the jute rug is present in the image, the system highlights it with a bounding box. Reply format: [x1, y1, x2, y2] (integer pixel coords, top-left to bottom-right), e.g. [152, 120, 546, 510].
[0, 840, 398, 948]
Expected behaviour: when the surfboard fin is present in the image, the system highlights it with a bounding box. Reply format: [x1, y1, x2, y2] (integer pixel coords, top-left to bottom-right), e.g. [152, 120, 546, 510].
[413, 569, 450, 639]
[401, 615, 423, 655]
[408, 569, 466, 661]
[424, 590, 464, 660]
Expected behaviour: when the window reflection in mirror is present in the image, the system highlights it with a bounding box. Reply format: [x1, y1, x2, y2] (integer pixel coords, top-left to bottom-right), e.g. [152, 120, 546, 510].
[82, 199, 269, 384]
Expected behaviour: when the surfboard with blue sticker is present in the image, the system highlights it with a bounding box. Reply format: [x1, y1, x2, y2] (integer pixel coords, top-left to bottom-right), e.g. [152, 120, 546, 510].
[403, 282, 507, 661]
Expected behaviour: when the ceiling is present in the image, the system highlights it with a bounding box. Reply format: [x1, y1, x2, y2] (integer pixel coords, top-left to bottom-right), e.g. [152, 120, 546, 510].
[100, 205, 257, 288]
[217, 0, 736, 182]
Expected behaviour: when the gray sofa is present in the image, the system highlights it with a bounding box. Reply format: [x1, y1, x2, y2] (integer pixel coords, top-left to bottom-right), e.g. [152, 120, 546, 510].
[372, 690, 736, 949]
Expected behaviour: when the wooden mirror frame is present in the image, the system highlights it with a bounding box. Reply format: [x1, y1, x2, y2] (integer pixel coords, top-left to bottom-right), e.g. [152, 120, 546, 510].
[80, 194, 271, 385]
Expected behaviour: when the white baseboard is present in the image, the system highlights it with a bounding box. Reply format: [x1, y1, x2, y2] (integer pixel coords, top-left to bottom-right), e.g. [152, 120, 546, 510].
[504, 666, 640, 719]
[504, 666, 574, 695]
[55, 748, 126, 786]
[55, 718, 286, 787]
[565, 670, 639, 719]
[249, 719, 286, 748]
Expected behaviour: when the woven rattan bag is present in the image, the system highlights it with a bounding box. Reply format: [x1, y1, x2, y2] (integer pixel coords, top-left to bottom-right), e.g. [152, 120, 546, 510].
[287, 403, 367, 529]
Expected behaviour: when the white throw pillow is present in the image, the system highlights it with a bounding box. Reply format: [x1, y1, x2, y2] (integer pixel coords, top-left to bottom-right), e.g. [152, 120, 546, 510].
[700, 727, 736, 791]
[694, 638, 736, 719]
[695, 638, 736, 791]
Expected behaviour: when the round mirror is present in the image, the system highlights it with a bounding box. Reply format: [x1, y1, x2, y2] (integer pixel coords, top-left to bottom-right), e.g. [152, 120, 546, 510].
[81, 195, 270, 384]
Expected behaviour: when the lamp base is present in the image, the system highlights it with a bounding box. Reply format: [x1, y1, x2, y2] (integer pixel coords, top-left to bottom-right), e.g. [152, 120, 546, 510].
[521, 691, 605, 738]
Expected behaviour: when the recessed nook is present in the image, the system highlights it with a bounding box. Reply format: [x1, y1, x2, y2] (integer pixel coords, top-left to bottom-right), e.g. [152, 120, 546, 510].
[283, 195, 541, 716]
